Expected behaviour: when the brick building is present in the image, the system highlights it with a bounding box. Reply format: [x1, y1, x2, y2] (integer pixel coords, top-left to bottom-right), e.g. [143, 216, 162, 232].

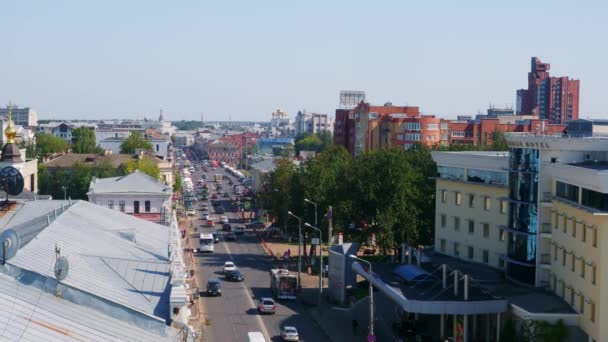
[516, 57, 580, 124]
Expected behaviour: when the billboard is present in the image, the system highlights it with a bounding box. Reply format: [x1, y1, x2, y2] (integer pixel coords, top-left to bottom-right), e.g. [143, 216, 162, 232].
[339, 90, 366, 109]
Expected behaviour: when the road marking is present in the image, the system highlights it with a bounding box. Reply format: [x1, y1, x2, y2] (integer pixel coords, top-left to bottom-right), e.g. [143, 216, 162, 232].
[223, 235, 272, 342]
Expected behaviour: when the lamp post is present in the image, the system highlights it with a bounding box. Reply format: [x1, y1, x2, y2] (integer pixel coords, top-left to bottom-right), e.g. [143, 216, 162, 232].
[61, 186, 67, 200]
[304, 222, 322, 306]
[304, 198, 318, 226]
[287, 211, 302, 290]
[349, 254, 374, 339]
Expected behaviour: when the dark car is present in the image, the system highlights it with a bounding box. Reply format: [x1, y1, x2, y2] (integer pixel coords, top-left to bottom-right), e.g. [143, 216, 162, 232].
[216, 206, 225, 214]
[206, 278, 221, 296]
[222, 193, 230, 198]
[212, 231, 220, 243]
[234, 226, 245, 235]
[225, 269, 244, 281]
[222, 223, 232, 232]
[225, 232, 237, 241]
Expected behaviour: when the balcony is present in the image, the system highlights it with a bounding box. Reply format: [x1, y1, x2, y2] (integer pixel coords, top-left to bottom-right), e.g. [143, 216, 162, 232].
[539, 254, 552, 269]
[540, 192, 553, 207]
[540, 223, 552, 238]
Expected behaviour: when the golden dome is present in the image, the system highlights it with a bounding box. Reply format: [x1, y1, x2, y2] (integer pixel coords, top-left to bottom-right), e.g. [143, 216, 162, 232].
[4, 109, 16, 144]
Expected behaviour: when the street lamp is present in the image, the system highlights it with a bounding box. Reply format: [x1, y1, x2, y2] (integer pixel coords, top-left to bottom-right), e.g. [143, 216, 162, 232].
[287, 211, 302, 290]
[304, 222, 323, 307]
[349, 254, 374, 338]
[304, 198, 318, 226]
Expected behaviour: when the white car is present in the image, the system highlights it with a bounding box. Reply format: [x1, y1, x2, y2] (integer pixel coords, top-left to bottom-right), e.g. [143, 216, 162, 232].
[220, 215, 229, 224]
[281, 326, 299, 341]
[203, 215, 211, 221]
[187, 209, 196, 216]
[223, 261, 237, 274]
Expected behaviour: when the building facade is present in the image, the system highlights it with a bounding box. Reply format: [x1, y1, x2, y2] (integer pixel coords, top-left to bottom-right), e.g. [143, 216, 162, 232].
[433, 152, 510, 270]
[0, 105, 38, 127]
[516, 57, 580, 124]
[295, 110, 332, 136]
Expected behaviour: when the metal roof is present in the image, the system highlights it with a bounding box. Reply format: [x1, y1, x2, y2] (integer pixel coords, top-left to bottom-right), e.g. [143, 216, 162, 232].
[88, 170, 172, 195]
[0, 273, 177, 341]
[0, 200, 175, 338]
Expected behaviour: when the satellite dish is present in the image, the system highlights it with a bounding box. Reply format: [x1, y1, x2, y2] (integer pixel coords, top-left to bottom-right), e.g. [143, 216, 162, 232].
[0, 166, 24, 196]
[54, 256, 69, 281]
[0, 229, 20, 262]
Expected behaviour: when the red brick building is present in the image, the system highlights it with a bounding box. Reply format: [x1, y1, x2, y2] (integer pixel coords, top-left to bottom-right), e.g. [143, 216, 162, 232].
[516, 57, 580, 124]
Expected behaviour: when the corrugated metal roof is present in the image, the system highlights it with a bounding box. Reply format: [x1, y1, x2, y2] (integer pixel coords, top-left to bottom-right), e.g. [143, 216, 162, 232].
[88, 170, 172, 195]
[3, 201, 171, 315]
[0, 274, 177, 341]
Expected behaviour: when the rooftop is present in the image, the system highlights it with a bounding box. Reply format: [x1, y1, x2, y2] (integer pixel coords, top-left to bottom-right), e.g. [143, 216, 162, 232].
[44, 153, 163, 169]
[88, 169, 172, 195]
[568, 161, 608, 171]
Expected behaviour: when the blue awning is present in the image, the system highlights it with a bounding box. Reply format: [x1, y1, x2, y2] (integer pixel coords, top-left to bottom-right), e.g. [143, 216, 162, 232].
[393, 265, 436, 282]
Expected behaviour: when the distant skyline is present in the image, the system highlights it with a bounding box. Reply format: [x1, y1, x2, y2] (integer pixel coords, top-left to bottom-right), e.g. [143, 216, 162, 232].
[1, 1, 606, 121]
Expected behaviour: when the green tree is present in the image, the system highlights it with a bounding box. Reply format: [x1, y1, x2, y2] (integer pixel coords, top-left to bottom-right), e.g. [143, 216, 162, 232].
[490, 128, 510, 151]
[34, 133, 68, 157]
[172, 120, 205, 131]
[174, 171, 182, 193]
[267, 158, 297, 235]
[295, 132, 333, 155]
[121, 158, 160, 179]
[120, 132, 152, 154]
[72, 127, 102, 153]
[500, 317, 517, 342]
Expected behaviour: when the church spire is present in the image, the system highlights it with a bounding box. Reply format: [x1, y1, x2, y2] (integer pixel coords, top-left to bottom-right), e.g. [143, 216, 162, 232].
[4, 108, 16, 144]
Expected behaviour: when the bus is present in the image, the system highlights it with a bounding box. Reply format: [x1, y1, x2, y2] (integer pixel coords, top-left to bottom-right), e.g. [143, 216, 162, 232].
[270, 268, 297, 300]
[199, 233, 214, 253]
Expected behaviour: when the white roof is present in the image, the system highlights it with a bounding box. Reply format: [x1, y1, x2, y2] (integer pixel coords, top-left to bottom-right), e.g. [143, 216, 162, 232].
[88, 170, 172, 195]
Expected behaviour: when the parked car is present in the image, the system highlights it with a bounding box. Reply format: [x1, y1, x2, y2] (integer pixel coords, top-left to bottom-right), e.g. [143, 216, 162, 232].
[223, 193, 230, 198]
[280, 326, 299, 341]
[225, 269, 244, 282]
[234, 226, 245, 235]
[220, 215, 229, 224]
[206, 219, 214, 227]
[206, 279, 221, 296]
[257, 298, 276, 315]
[222, 223, 232, 232]
[212, 231, 220, 243]
[223, 261, 237, 274]
[216, 206, 225, 214]
[225, 232, 237, 241]
[211, 193, 218, 199]
[201, 204, 209, 211]
[187, 209, 196, 216]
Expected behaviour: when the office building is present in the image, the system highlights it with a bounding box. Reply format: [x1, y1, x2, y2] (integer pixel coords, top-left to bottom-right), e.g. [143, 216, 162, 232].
[516, 57, 580, 124]
[0, 105, 38, 127]
[295, 110, 332, 136]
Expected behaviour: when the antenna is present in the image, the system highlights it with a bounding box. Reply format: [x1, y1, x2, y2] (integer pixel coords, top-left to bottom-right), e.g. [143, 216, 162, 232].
[0, 166, 24, 203]
[0, 229, 20, 265]
[54, 242, 69, 297]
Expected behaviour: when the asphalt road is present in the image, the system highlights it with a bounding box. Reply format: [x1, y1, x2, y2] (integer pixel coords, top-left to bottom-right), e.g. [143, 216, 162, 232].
[186, 163, 328, 342]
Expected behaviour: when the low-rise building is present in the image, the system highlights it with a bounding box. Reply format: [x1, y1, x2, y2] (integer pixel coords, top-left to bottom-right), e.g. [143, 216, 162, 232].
[0, 104, 37, 127]
[87, 170, 172, 224]
[250, 158, 276, 193]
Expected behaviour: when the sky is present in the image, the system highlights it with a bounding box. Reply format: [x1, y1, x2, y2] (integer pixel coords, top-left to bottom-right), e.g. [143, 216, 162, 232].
[1, 1, 606, 121]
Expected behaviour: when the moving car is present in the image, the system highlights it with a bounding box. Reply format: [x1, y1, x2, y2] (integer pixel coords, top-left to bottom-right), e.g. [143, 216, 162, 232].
[257, 298, 276, 315]
[234, 226, 245, 235]
[223, 193, 230, 198]
[206, 278, 221, 296]
[223, 261, 237, 274]
[211, 193, 218, 199]
[225, 269, 244, 282]
[225, 232, 237, 241]
[201, 204, 209, 211]
[280, 326, 299, 341]
[187, 208, 196, 216]
[206, 219, 214, 227]
[222, 223, 232, 232]
[220, 215, 229, 224]
[216, 206, 225, 214]
[212, 231, 220, 243]
[199, 233, 214, 253]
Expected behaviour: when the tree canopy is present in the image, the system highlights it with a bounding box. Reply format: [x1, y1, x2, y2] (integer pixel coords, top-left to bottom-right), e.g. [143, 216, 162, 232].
[172, 120, 204, 131]
[72, 127, 102, 153]
[295, 131, 333, 155]
[33, 133, 68, 157]
[120, 132, 152, 154]
[120, 158, 160, 179]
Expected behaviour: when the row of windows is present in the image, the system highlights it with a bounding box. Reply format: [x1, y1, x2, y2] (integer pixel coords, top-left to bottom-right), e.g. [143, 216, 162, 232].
[551, 276, 595, 323]
[107, 200, 151, 213]
[405, 133, 421, 141]
[552, 242, 597, 285]
[439, 214, 507, 241]
[438, 239, 504, 268]
[551, 210, 598, 247]
[404, 122, 421, 131]
[440, 190, 508, 213]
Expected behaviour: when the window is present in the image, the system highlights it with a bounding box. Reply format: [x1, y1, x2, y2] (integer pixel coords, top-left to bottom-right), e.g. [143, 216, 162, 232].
[156, 144, 159, 152]
[579, 295, 585, 314]
[468, 220, 475, 234]
[554, 244, 558, 261]
[570, 288, 574, 306]
[484, 197, 491, 211]
[581, 259, 585, 278]
[440, 214, 446, 228]
[592, 228, 597, 247]
[483, 223, 489, 238]
[499, 229, 506, 241]
[468, 246, 474, 259]
[553, 212, 559, 229]
[571, 254, 575, 272]
[556, 181, 579, 202]
[441, 190, 447, 203]
[500, 200, 507, 214]
[438, 167, 465, 181]
[582, 224, 587, 242]
[107, 200, 114, 210]
[145, 201, 151, 212]
[563, 216, 568, 233]
[592, 265, 596, 285]
[454, 217, 460, 231]
[468, 194, 474, 208]
[440, 239, 446, 252]
[572, 221, 577, 238]
[467, 169, 507, 186]
[134, 201, 140, 214]
[591, 302, 595, 322]
[455, 192, 462, 206]
[119, 201, 125, 212]
[482, 250, 489, 263]
[581, 187, 608, 212]
[453, 242, 460, 256]
[562, 250, 566, 266]
[427, 123, 438, 130]
[404, 122, 421, 131]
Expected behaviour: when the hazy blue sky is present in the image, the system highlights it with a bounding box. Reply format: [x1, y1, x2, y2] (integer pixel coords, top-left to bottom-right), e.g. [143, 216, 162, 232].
[1, 1, 606, 121]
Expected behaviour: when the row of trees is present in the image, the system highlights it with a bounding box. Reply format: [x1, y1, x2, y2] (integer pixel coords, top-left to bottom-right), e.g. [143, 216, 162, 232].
[38, 158, 160, 200]
[260, 143, 437, 253]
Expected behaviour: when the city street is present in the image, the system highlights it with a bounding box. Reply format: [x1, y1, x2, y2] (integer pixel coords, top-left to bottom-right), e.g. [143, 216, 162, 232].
[188, 163, 327, 342]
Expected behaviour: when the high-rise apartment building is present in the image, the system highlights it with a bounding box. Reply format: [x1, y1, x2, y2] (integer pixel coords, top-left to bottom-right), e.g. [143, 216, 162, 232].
[516, 57, 580, 124]
[295, 110, 332, 136]
[0, 105, 38, 127]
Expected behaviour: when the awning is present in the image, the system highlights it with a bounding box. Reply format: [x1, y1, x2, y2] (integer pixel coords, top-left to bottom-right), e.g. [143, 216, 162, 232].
[393, 264, 437, 282]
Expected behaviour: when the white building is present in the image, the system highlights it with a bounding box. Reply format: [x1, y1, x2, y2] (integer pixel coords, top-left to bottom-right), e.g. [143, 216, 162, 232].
[295, 110, 332, 136]
[87, 170, 173, 224]
[0, 105, 37, 127]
